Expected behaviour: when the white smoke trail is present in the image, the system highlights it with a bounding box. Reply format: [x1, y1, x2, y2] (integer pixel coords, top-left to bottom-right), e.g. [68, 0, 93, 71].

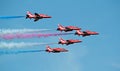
[0, 42, 57, 49]
[0, 29, 52, 34]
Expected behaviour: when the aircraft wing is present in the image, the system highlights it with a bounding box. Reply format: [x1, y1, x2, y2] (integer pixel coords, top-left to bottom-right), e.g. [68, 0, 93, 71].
[34, 18, 39, 22]
[34, 13, 40, 17]
[66, 40, 73, 43]
[65, 27, 71, 30]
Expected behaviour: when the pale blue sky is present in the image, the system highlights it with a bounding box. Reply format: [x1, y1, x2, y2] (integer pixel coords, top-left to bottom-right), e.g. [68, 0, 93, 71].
[0, 0, 120, 71]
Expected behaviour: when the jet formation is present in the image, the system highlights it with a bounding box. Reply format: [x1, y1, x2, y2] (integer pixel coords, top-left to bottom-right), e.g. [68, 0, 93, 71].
[45, 24, 99, 53]
[0, 11, 99, 54]
[54, 24, 99, 53]
[25, 11, 99, 53]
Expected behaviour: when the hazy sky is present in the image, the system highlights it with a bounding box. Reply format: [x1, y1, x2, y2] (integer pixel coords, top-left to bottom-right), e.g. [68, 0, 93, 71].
[0, 0, 120, 71]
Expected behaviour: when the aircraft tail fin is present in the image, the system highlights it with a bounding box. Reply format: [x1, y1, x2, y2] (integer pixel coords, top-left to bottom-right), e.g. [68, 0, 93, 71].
[46, 45, 52, 52]
[26, 11, 33, 18]
[76, 30, 84, 35]
[46, 45, 50, 49]
[27, 11, 32, 14]
[58, 24, 64, 28]
[59, 37, 65, 41]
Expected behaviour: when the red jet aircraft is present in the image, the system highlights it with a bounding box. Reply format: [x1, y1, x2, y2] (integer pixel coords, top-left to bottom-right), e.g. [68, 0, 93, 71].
[26, 11, 51, 22]
[58, 37, 82, 45]
[45, 46, 68, 53]
[75, 30, 99, 37]
[57, 24, 81, 32]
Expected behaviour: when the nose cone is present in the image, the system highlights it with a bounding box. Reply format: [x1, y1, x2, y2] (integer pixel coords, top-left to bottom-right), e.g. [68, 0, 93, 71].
[75, 27, 81, 30]
[78, 40, 82, 42]
[44, 15, 51, 18]
[78, 28, 81, 30]
[48, 16, 52, 18]
[95, 32, 99, 35]
[72, 40, 82, 43]
[75, 40, 82, 43]
[64, 49, 68, 52]
[41, 14, 52, 18]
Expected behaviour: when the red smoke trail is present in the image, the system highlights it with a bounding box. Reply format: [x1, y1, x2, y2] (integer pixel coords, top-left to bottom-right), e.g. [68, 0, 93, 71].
[0, 33, 74, 40]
